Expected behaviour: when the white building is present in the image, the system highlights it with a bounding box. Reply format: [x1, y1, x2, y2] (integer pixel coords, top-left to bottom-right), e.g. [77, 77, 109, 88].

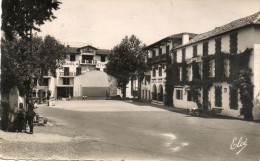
[172, 11, 260, 119]
[141, 33, 197, 104]
[33, 45, 117, 100]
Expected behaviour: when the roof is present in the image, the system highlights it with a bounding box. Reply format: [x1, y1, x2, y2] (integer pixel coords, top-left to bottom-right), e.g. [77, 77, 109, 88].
[143, 32, 197, 50]
[96, 49, 111, 55]
[65, 47, 79, 54]
[175, 11, 260, 49]
[78, 45, 98, 50]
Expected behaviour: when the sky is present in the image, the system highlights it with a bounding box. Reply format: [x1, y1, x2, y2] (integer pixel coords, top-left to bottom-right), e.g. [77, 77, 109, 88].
[38, 0, 260, 49]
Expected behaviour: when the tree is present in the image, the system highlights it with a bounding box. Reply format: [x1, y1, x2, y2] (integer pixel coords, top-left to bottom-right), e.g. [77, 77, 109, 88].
[35, 35, 66, 103]
[1, 36, 40, 96]
[236, 68, 254, 120]
[1, 0, 61, 99]
[2, 0, 61, 41]
[1, 35, 66, 100]
[106, 35, 148, 98]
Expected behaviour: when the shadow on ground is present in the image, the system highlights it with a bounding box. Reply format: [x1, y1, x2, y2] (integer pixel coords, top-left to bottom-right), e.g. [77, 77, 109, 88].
[120, 99, 260, 123]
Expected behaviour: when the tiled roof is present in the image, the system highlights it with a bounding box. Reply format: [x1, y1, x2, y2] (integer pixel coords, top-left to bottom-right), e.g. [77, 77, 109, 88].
[65, 47, 79, 54]
[175, 11, 260, 49]
[143, 32, 197, 50]
[96, 49, 111, 55]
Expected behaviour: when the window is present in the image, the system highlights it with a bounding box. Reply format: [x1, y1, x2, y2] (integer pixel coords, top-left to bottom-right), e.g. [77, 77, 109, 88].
[230, 86, 238, 109]
[159, 67, 162, 76]
[182, 48, 186, 62]
[176, 89, 183, 100]
[76, 67, 81, 76]
[101, 55, 106, 62]
[166, 45, 170, 54]
[215, 37, 222, 54]
[152, 50, 156, 57]
[70, 54, 76, 61]
[187, 90, 193, 101]
[63, 78, 70, 85]
[215, 86, 222, 107]
[210, 60, 215, 78]
[64, 67, 69, 76]
[203, 41, 208, 56]
[43, 78, 49, 86]
[193, 45, 197, 57]
[173, 51, 177, 62]
[153, 68, 156, 77]
[159, 48, 162, 55]
[230, 31, 238, 54]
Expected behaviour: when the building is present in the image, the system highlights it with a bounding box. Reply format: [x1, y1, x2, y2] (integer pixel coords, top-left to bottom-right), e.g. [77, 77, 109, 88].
[32, 45, 117, 100]
[141, 33, 197, 104]
[171, 11, 260, 119]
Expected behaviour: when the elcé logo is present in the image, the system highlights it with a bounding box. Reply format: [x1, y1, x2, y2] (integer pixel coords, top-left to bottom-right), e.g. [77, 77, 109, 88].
[230, 137, 248, 154]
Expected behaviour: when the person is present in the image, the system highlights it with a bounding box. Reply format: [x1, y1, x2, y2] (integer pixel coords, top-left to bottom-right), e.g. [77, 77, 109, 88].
[33, 100, 39, 123]
[26, 100, 36, 134]
[14, 103, 26, 132]
[82, 95, 85, 100]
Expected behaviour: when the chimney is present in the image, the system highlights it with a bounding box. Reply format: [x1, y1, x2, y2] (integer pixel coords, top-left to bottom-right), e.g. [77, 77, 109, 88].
[182, 34, 189, 45]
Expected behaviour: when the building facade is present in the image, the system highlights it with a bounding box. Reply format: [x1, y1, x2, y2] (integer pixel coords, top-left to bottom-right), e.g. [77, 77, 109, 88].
[32, 45, 117, 100]
[141, 33, 197, 104]
[171, 12, 260, 119]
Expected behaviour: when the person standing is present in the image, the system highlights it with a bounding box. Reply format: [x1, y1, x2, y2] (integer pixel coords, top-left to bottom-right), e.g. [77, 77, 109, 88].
[26, 100, 36, 134]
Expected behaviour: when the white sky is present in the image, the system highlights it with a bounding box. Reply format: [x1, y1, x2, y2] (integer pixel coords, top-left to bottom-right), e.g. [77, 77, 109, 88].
[38, 0, 260, 49]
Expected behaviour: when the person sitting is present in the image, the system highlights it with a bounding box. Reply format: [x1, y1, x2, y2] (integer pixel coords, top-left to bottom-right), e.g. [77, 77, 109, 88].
[15, 103, 26, 132]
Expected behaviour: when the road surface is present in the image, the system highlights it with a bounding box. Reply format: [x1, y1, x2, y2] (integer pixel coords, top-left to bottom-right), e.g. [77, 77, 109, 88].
[0, 100, 259, 161]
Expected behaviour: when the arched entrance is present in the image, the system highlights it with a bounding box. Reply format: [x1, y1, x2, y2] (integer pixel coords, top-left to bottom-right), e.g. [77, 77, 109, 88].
[158, 84, 163, 102]
[152, 84, 157, 101]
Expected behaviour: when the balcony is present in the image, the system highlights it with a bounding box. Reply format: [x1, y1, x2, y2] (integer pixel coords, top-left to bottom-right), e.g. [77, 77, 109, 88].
[34, 86, 49, 90]
[79, 60, 97, 65]
[59, 72, 76, 77]
[147, 54, 167, 64]
[96, 61, 107, 68]
[43, 72, 54, 78]
[56, 84, 74, 87]
[64, 61, 79, 66]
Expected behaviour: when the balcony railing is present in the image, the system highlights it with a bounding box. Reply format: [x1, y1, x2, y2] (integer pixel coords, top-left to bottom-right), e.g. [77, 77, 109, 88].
[60, 72, 76, 77]
[96, 61, 107, 67]
[79, 60, 97, 65]
[34, 86, 49, 90]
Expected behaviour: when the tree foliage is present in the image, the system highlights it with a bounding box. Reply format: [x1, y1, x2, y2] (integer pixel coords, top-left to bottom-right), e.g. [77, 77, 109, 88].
[236, 68, 254, 120]
[1, 35, 66, 97]
[106, 35, 148, 97]
[1, 0, 61, 40]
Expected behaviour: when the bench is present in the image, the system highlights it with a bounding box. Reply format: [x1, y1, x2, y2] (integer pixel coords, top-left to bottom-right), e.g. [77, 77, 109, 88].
[189, 108, 203, 117]
[209, 108, 223, 115]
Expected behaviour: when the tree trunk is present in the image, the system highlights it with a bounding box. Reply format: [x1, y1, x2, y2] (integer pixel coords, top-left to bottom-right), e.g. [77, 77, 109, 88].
[138, 75, 141, 99]
[122, 83, 126, 98]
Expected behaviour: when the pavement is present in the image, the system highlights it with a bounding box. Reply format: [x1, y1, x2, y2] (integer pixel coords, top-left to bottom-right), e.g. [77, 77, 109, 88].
[0, 100, 259, 161]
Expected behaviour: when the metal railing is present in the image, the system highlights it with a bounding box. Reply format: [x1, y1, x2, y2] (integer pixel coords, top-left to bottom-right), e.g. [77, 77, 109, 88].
[59, 72, 76, 77]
